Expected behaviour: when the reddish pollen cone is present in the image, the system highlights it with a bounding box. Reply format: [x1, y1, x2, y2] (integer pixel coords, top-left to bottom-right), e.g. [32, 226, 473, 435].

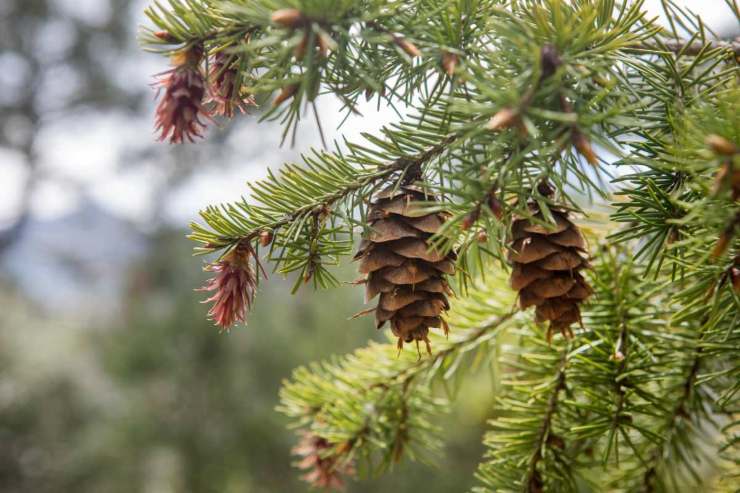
[154, 48, 208, 143]
[293, 433, 354, 491]
[208, 52, 256, 118]
[198, 242, 265, 330]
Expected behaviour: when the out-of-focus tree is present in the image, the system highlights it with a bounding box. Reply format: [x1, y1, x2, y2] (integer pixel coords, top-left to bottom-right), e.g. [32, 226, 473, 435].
[0, 0, 135, 251]
[0, 232, 493, 492]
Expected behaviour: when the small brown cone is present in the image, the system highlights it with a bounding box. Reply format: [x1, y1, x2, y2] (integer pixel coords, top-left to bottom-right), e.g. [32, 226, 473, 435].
[508, 198, 591, 341]
[354, 182, 454, 354]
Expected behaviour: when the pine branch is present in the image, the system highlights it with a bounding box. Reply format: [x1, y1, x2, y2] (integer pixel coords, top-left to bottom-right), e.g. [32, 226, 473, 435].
[279, 272, 517, 477]
[190, 129, 457, 260]
[374, 310, 516, 391]
[136, 1, 740, 489]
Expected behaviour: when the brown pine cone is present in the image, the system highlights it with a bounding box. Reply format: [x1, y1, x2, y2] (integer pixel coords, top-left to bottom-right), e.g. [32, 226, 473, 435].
[353, 183, 454, 354]
[508, 201, 592, 341]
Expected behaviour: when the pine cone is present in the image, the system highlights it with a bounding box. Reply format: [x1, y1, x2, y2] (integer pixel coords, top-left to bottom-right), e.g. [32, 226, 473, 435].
[508, 201, 591, 341]
[354, 183, 454, 354]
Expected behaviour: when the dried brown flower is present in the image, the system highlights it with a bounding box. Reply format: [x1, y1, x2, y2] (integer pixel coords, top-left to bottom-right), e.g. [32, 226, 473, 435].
[154, 46, 208, 143]
[198, 241, 266, 330]
[293, 433, 354, 491]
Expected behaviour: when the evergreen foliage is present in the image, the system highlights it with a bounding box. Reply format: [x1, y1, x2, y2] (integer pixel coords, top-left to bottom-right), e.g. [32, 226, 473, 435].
[141, 0, 739, 490]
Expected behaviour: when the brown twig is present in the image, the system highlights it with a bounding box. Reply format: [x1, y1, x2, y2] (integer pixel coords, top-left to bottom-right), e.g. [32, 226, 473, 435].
[632, 38, 740, 57]
[526, 347, 569, 493]
[204, 135, 458, 251]
[641, 316, 707, 492]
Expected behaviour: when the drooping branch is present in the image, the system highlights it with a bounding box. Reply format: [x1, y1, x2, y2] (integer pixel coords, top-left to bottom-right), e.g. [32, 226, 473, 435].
[375, 310, 516, 390]
[279, 277, 518, 478]
[641, 350, 703, 491]
[343, 310, 516, 461]
[190, 133, 458, 252]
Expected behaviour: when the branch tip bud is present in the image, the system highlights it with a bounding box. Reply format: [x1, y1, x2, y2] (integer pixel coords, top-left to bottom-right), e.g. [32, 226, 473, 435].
[441, 51, 458, 76]
[271, 8, 306, 29]
[259, 230, 274, 247]
[487, 107, 518, 131]
[272, 84, 299, 107]
[393, 35, 421, 58]
[572, 129, 598, 166]
[154, 30, 177, 43]
[706, 134, 737, 156]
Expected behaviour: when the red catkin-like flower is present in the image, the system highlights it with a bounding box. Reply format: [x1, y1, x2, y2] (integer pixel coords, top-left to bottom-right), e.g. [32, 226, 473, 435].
[198, 241, 266, 330]
[293, 433, 354, 491]
[208, 51, 256, 118]
[154, 46, 208, 144]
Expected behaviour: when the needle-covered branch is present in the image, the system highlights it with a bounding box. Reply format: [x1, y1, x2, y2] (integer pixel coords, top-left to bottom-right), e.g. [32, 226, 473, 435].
[278, 272, 517, 487]
[138, 0, 740, 490]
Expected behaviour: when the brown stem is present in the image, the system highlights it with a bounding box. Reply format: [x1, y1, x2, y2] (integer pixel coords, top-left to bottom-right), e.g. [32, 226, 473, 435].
[526, 347, 569, 492]
[641, 319, 707, 492]
[208, 134, 458, 249]
[333, 311, 516, 461]
[632, 38, 740, 57]
[609, 321, 630, 464]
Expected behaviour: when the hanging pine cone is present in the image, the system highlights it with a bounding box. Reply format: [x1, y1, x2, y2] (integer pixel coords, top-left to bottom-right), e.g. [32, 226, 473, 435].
[508, 194, 592, 342]
[353, 182, 455, 354]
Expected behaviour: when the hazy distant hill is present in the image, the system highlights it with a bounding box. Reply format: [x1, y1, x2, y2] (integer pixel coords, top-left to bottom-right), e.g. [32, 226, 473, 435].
[0, 199, 148, 315]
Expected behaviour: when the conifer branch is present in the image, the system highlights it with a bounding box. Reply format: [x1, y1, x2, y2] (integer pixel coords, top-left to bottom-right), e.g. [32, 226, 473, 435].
[191, 132, 457, 250]
[640, 311, 710, 491]
[280, 274, 517, 477]
[339, 309, 516, 467]
[138, 1, 740, 489]
[375, 310, 516, 390]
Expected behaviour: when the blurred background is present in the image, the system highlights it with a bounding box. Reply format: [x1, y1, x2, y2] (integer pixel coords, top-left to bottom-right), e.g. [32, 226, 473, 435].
[0, 1, 737, 492]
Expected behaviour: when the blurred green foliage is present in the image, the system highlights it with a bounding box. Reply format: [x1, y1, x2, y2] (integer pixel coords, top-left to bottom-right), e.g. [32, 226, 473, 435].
[0, 232, 493, 492]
